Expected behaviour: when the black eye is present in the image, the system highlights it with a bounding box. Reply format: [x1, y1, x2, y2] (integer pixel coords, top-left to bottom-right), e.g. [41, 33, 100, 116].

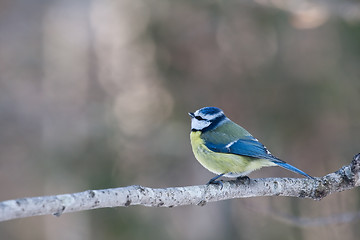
[195, 116, 204, 120]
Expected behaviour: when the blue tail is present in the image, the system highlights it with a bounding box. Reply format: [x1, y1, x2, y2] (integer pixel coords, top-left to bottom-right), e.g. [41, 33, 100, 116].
[273, 161, 315, 179]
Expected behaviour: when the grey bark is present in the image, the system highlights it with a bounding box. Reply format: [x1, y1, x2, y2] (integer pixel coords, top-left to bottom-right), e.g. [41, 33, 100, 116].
[1, 154, 359, 222]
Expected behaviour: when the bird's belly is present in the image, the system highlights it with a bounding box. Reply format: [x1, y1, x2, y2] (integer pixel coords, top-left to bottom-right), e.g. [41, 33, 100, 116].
[190, 131, 275, 177]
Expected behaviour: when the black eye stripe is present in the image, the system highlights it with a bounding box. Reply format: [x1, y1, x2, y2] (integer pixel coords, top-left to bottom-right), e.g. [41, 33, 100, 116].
[195, 116, 204, 120]
[200, 114, 226, 132]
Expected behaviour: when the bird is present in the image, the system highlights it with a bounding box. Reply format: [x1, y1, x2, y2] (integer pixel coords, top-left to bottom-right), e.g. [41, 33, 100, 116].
[189, 106, 314, 185]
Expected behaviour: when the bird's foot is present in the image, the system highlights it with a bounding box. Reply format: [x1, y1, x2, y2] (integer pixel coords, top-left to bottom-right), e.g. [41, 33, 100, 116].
[236, 176, 250, 184]
[207, 179, 224, 190]
[207, 173, 225, 190]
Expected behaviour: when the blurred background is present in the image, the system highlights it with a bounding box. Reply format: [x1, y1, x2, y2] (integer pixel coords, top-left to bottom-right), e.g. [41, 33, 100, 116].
[1, 0, 360, 239]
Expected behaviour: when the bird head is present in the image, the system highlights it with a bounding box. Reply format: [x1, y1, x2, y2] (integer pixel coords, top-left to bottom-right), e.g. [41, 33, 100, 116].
[189, 107, 227, 132]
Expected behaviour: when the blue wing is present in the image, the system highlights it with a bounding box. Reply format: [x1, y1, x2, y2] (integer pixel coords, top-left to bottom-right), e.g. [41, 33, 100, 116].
[205, 136, 276, 160]
[205, 136, 314, 179]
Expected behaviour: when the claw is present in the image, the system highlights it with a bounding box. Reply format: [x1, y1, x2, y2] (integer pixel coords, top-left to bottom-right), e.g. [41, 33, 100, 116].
[207, 179, 224, 190]
[207, 173, 225, 190]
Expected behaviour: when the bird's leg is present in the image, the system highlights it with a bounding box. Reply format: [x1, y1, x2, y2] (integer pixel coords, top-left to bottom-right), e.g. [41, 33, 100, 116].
[207, 173, 225, 189]
[236, 176, 250, 184]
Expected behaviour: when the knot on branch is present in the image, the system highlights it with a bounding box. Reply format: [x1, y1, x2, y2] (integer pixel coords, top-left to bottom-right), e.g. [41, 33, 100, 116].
[351, 153, 360, 172]
[351, 153, 360, 186]
[311, 153, 360, 200]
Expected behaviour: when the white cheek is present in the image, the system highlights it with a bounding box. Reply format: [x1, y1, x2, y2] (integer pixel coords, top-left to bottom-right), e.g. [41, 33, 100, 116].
[191, 119, 211, 130]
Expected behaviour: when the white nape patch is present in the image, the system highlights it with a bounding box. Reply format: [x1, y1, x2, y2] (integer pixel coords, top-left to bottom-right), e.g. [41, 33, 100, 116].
[191, 118, 211, 130]
[194, 109, 224, 121]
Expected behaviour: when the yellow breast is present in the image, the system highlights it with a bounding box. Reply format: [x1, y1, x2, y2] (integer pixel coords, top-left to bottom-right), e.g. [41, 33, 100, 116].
[190, 131, 275, 177]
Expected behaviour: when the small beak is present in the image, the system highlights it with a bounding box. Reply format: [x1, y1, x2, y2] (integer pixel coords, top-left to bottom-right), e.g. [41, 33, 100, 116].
[188, 112, 195, 118]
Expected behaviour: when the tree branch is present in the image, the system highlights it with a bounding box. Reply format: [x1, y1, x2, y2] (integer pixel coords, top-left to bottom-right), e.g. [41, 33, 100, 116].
[1, 154, 359, 222]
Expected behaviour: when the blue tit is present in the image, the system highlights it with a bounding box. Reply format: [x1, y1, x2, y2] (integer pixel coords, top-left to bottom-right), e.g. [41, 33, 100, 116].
[189, 107, 314, 184]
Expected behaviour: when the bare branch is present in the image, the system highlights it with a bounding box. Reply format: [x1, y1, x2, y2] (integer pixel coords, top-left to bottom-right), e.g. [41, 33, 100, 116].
[1, 154, 359, 222]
